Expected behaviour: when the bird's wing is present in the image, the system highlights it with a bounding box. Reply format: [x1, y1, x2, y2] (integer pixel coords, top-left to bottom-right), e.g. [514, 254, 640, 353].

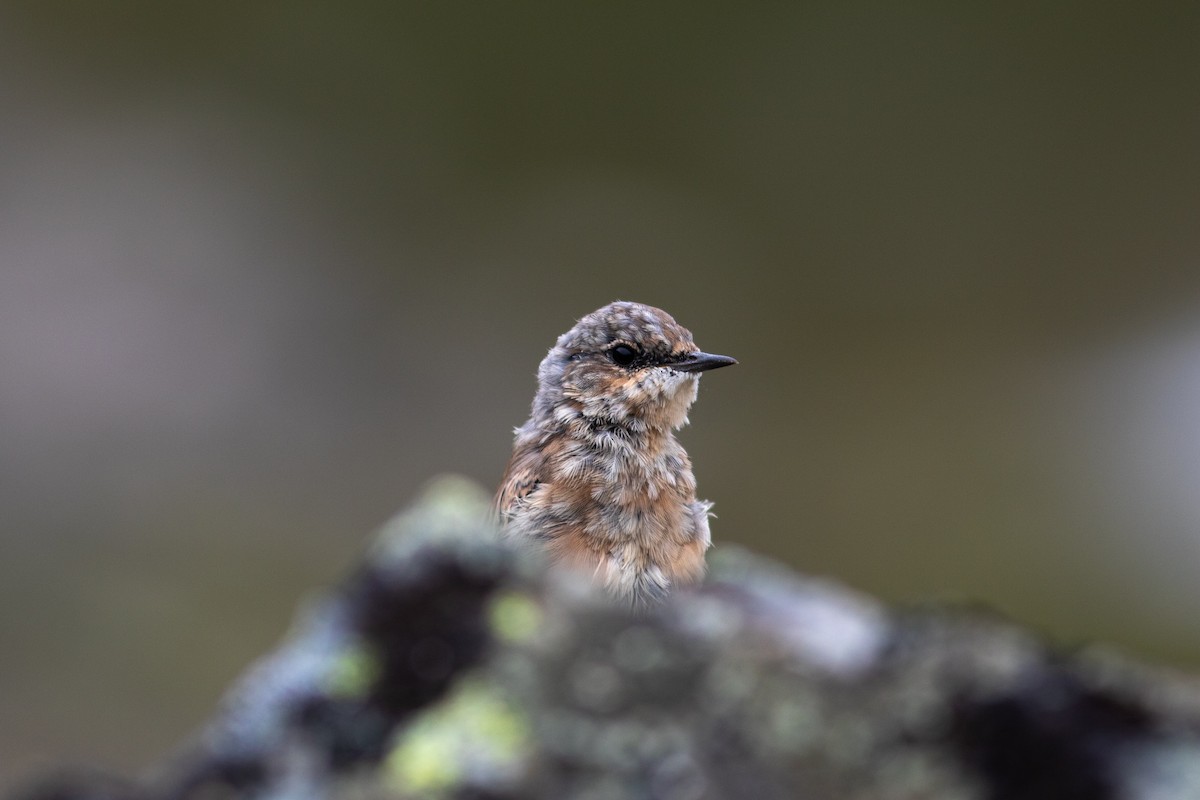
[494, 448, 543, 522]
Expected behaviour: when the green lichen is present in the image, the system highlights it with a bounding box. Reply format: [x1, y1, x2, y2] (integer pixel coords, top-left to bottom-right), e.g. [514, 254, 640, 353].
[325, 645, 380, 697]
[386, 679, 532, 797]
[371, 475, 496, 562]
[489, 591, 543, 644]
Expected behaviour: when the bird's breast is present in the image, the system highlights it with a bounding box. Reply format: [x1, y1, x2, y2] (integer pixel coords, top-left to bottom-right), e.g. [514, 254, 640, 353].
[506, 436, 708, 600]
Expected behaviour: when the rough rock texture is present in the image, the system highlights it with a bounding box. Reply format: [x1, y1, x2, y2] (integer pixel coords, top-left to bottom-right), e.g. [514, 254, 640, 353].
[16, 477, 1200, 800]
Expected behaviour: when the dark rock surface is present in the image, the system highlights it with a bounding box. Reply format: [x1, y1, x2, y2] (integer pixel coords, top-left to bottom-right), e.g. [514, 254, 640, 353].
[16, 477, 1200, 800]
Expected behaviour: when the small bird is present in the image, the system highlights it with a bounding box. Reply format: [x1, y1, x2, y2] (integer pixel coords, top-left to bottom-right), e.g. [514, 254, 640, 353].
[496, 301, 736, 604]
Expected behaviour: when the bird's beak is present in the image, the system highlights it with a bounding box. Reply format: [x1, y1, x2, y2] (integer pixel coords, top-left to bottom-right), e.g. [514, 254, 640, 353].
[672, 352, 738, 373]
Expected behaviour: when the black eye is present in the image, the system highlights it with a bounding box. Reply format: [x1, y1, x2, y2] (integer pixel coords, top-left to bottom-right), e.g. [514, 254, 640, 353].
[609, 344, 638, 366]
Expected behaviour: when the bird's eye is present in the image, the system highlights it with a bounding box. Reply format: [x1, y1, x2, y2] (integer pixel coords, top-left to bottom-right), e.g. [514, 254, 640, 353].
[609, 344, 638, 366]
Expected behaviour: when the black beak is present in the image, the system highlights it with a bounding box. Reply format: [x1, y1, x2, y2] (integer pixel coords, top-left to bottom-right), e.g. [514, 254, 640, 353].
[672, 351, 738, 373]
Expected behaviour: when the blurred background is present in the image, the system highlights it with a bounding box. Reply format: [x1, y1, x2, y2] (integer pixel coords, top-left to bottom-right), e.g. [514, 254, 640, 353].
[2, 0, 1199, 791]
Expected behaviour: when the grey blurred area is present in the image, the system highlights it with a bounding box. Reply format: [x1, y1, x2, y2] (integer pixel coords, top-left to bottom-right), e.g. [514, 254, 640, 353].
[1, 0, 1198, 791]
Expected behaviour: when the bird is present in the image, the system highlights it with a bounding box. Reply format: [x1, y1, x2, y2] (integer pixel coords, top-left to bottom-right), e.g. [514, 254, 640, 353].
[495, 301, 736, 605]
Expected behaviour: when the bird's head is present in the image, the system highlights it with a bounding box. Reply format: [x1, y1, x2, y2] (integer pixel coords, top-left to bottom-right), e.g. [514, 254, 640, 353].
[532, 301, 736, 433]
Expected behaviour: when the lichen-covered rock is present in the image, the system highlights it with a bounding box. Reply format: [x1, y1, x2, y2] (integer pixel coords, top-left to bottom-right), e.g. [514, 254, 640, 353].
[16, 477, 1200, 800]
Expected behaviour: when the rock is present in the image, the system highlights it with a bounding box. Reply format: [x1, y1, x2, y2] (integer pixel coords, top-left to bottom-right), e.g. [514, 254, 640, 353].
[16, 477, 1200, 800]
